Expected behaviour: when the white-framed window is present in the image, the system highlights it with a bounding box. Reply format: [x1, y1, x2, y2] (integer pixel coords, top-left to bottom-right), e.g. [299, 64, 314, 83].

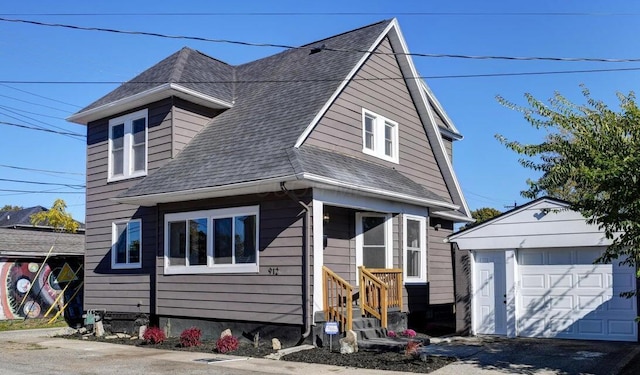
[164, 206, 259, 274]
[361, 109, 399, 163]
[355, 212, 393, 269]
[403, 215, 427, 283]
[112, 219, 142, 269]
[108, 108, 148, 181]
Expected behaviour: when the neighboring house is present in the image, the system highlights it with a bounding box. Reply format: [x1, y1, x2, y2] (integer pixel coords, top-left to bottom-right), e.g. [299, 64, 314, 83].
[0, 207, 84, 323]
[68, 19, 472, 341]
[449, 197, 638, 342]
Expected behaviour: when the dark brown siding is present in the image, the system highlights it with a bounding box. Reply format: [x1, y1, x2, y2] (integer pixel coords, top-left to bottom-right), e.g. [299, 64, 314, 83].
[85, 99, 173, 314]
[304, 37, 452, 202]
[428, 218, 454, 304]
[323, 206, 356, 285]
[156, 192, 308, 325]
[171, 98, 220, 157]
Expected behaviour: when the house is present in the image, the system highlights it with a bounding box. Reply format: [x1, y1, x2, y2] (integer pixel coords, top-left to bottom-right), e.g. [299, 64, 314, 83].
[449, 197, 638, 342]
[0, 207, 84, 323]
[68, 19, 472, 342]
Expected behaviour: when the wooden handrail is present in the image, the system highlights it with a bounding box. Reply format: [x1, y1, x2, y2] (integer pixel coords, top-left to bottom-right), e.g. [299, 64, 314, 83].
[366, 268, 403, 311]
[322, 266, 353, 332]
[359, 266, 388, 328]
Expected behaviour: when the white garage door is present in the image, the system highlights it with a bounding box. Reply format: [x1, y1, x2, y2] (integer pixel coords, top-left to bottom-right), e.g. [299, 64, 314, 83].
[518, 248, 637, 342]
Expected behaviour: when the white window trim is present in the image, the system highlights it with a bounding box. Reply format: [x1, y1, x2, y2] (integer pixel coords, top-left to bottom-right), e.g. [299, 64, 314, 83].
[111, 219, 142, 269]
[361, 108, 399, 163]
[164, 206, 260, 275]
[108, 108, 148, 182]
[355, 212, 393, 269]
[403, 214, 427, 283]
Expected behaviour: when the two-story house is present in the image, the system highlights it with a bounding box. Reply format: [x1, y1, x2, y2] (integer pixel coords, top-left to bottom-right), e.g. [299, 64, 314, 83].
[68, 19, 472, 343]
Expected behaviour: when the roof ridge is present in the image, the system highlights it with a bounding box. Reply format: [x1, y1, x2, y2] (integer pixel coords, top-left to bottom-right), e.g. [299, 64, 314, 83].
[169, 47, 192, 83]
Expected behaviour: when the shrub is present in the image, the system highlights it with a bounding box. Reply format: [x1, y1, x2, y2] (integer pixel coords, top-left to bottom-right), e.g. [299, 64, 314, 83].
[401, 328, 417, 338]
[179, 327, 202, 348]
[142, 326, 166, 344]
[404, 340, 422, 358]
[216, 335, 239, 353]
[387, 330, 397, 338]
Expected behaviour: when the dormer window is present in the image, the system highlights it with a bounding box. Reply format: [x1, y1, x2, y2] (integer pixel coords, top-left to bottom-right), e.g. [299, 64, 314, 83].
[361, 109, 399, 163]
[108, 109, 148, 181]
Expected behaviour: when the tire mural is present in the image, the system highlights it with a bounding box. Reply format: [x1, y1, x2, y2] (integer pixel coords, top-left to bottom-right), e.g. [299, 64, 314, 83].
[0, 260, 68, 320]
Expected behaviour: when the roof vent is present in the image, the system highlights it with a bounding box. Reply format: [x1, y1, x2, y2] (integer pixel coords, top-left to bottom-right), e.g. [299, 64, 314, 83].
[310, 44, 326, 55]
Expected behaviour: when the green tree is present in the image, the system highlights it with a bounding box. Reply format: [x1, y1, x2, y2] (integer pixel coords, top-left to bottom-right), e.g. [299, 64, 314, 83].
[463, 207, 502, 229]
[30, 199, 79, 233]
[0, 205, 23, 212]
[496, 86, 640, 271]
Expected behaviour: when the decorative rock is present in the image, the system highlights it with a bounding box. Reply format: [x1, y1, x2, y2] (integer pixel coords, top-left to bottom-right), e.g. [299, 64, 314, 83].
[130, 336, 138, 340]
[77, 327, 87, 334]
[220, 328, 232, 339]
[104, 335, 118, 340]
[138, 325, 147, 338]
[339, 330, 358, 354]
[116, 333, 130, 339]
[94, 321, 105, 337]
[272, 338, 281, 350]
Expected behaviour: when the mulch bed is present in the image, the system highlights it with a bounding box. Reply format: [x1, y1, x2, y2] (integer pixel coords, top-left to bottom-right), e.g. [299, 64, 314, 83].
[62, 332, 455, 373]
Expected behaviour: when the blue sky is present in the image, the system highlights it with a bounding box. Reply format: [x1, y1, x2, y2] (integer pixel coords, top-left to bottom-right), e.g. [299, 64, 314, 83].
[1, 1, 640, 222]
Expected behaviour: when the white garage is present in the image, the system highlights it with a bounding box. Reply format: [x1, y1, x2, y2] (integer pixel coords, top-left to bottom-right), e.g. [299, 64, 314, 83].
[449, 197, 638, 342]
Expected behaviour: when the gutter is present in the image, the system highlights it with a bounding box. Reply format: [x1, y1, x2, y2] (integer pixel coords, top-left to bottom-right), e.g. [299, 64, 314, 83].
[280, 182, 313, 342]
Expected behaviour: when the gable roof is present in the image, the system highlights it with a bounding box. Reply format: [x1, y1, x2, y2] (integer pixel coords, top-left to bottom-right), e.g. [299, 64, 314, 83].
[448, 197, 612, 249]
[72, 19, 470, 220]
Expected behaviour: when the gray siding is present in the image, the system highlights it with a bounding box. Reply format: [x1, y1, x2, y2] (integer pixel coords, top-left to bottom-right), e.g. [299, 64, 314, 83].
[443, 137, 453, 162]
[171, 98, 220, 157]
[85, 98, 173, 314]
[156, 192, 308, 325]
[323, 206, 356, 285]
[428, 218, 454, 304]
[305, 37, 452, 202]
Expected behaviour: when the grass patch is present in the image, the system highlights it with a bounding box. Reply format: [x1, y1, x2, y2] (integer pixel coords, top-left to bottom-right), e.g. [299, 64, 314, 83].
[0, 317, 68, 332]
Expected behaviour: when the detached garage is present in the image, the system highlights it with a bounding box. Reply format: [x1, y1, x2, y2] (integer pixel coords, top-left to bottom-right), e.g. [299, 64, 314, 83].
[449, 197, 638, 342]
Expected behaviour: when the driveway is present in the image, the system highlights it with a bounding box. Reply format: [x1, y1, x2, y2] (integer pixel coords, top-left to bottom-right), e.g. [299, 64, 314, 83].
[422, 336, 640, 375]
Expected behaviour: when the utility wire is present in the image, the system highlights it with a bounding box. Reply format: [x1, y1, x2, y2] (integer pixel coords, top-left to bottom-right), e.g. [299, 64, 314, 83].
[1, 12, 639, 16]
[2, 17, 640, 63]
[0, 164, 84, 176]
[0, 121, 85, 136]
[4, 66, 640, 85]
[0, 83, 81, 108]
[0, 107, 85, 141]
[0, 94, 72, 114]
[0, 189, 84, 194]
[0, 177, 84, 189]
[0, 104, 68, 120]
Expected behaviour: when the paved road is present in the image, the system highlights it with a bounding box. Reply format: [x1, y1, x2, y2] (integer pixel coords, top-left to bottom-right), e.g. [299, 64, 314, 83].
[0, 328, 407, 375]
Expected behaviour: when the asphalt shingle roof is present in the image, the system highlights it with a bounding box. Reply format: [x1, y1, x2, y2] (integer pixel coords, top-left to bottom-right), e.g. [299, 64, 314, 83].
[0, 206, 85, 230]
[120, 20, 394, 198]
[0, 228, 84, 257]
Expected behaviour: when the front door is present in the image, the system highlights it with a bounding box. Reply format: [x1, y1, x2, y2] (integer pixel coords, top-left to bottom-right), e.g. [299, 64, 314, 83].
[356, 213, 391, 269]
[474, 250, 507, 335]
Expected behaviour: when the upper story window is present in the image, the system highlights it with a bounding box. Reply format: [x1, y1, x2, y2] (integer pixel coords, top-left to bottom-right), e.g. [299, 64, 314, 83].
[362, 109, 399, 163]
[112, 219, 142, 269]
[164, 206, 259, 275]
[108, 109, 148, 181]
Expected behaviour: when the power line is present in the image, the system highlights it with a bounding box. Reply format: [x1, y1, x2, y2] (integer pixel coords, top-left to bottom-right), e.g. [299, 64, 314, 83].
[0, 95, 72, 114]
[0, 189, 84, 194]
[0, 164, 84, 176]
[0, 177, 84, 189]
[0, 83, 81, 108]
[0, 121, 85, 136]
[0, 107, 85, 141]
[3, 65, 640, 86]
[1, 12, 638, 17]
[0, 104, 68, 120]
[2, 17, 640, 63]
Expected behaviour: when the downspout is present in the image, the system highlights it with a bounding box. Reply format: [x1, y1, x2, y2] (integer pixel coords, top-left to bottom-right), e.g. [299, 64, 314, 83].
[280, 182, 313, 342]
